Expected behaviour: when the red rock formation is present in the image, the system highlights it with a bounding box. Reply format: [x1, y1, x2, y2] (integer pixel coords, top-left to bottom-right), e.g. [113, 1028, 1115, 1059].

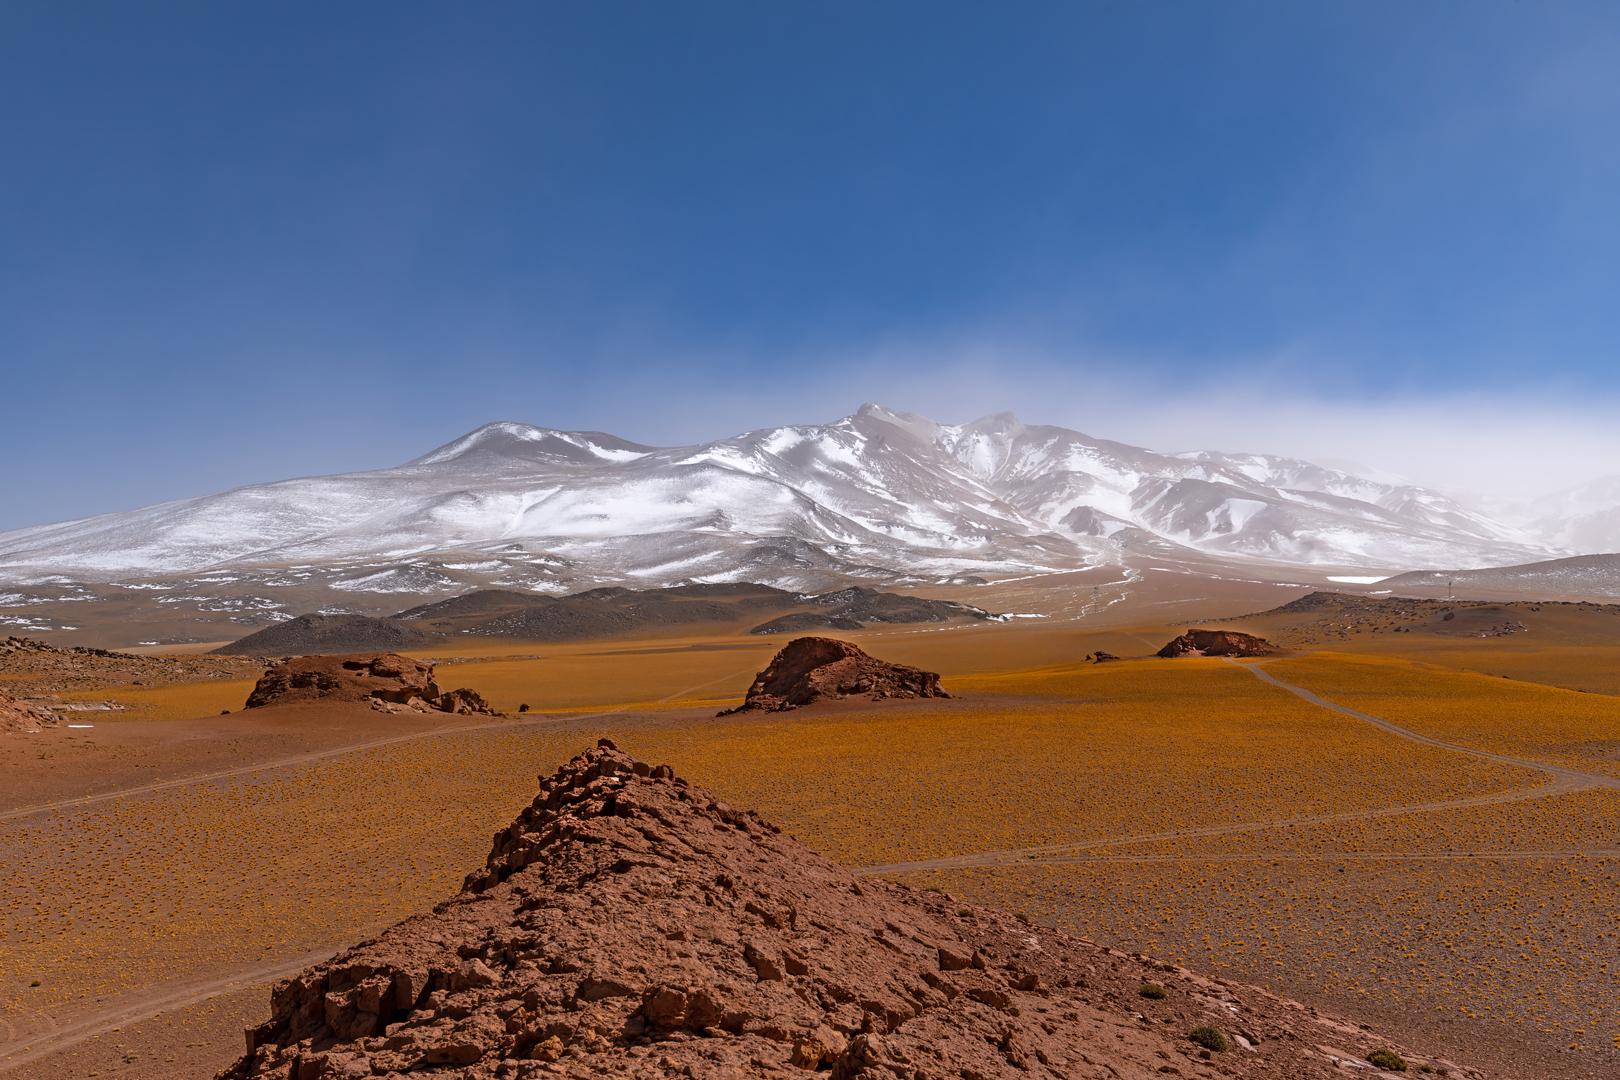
[243, 653, 496, 715]
[217, 741, 1475, 1080]
[720, 637, 948, 715]
[0, 686, 60, 733]
[1156, 629, 1279, 658]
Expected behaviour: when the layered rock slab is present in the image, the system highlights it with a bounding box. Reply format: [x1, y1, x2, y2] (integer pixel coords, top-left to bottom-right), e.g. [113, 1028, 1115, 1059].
[219, 742, 1469, 1080]
[720, 637, 948, 715]
[243, 652, 495, 715]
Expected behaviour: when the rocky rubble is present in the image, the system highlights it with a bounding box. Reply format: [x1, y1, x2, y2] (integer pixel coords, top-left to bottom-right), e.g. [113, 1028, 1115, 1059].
[1156, 630, 1279, 659]
[243, 653, 497, 715]
[219, 741, 1480, 1080]
[719, 637, 948, 715]
[0, 685, 61, 733]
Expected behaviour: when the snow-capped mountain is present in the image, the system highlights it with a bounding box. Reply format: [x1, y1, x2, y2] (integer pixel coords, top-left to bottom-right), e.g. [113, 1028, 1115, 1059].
[1476, 476, 1620, 555]
[0, 404, 1564, 598]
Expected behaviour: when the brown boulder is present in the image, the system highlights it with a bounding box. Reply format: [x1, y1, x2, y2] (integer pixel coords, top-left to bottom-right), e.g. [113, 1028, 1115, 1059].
[242, 653, 496, 715]
[218, 740, 1463, 1080]
[719, 636, 948, 715]
[1157, 629, 1279, 658]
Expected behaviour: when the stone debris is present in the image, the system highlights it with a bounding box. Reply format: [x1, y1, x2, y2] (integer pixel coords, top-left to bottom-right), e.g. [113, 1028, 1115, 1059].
[0, 685, 62, 733]
[242, 652, 497, 715]
[218, 741, 1481, 1080]
[719, 637, 948, 715]
[1156, 629, 1279, 659]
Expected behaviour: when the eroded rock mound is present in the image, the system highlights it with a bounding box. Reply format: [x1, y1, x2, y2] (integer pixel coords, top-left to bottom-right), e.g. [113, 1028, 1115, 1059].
[1156, 629, 1280, 658]
[243, 653, 496, 715]
[0, 686, 60, 733]
[721, 637, 948, 714]
[219, 741, 1467, 1080]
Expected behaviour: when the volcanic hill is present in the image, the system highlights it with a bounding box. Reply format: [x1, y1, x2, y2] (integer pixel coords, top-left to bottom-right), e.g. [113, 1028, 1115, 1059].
[217, 613, 442, 657]
[720, 637, 950, 714]
[220, 742, 1472, 1080]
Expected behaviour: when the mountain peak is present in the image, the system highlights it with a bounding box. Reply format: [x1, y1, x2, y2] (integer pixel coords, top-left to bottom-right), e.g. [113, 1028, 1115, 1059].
[409, 422, 657, 468]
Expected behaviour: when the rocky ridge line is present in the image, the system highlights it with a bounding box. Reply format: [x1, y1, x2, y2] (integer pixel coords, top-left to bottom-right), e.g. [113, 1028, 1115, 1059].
[219, 742, 1483, 1080]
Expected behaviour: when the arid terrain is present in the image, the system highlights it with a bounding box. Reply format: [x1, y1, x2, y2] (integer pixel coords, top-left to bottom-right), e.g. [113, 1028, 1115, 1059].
[2, 581, 1618, 1078]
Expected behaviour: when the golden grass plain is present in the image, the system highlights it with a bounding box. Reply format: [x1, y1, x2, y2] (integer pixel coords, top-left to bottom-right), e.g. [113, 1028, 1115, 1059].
[4, 624, 1620, 1077]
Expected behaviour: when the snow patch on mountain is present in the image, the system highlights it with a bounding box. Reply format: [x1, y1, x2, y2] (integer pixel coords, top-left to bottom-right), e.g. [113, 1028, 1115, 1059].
[0, 404, 1580, 595]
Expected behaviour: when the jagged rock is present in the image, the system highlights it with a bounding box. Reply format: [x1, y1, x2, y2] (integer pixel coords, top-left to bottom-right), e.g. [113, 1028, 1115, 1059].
[1156, 629, 1280, 658]
[0, 686, 60, 733]
[1090, 651, 1120, 663]
[719, 637, 948, 715]
[217, 741, 1462, 1080]
[242, 653, 497, 715]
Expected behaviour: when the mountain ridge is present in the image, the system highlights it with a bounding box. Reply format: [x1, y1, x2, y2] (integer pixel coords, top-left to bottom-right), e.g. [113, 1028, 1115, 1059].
[0, 404, 1595, 601]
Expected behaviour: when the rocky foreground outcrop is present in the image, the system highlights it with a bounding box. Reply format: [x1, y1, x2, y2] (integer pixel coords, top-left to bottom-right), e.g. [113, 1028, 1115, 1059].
[0, 686, 60, 733]
[243, 653, 496, 715]
[220, 742, 1477, 1080]
[1156, 630, 1279, 659]
[720, 637, 948, 715]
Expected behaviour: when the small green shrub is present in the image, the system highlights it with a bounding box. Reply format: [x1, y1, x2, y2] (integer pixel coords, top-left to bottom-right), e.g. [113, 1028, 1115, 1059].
[29, 979, 41, 987]
[956, 908, 972, 918]
[924, 886, 943, 893]
[1015, 911, 1030, 923]
[1138, 982, 1167, 1000]
[1188, 1027, 1227, 1052]
[1367, 1049, 1407, 1071]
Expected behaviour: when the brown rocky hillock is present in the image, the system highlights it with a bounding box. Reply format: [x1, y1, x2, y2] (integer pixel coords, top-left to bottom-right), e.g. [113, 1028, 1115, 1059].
[243, 653, 496, 715]
[720, 637, 948, 715]
[1156, 629, 1279, 658]
[219, 741, 1480, 1080]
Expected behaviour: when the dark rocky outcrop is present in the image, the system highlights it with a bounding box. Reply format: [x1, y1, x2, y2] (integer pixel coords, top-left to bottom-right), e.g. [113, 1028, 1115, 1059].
[1156, 629, 1279, 658]
[242, 653, 496, 715]
[217, 742, 1474, 1080]
[214, 614, 441, 657]
[719, 637, 948, 715]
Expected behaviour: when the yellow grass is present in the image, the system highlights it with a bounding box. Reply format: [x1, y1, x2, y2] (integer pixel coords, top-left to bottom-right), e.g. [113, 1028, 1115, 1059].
[1266, 652, 1620, 778]
[4, 641, 1617, 1062]
[60, 680, 261, 723]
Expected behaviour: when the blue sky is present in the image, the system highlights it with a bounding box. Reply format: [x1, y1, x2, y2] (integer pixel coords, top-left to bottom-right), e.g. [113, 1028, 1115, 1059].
[4, 2, 1620, 529]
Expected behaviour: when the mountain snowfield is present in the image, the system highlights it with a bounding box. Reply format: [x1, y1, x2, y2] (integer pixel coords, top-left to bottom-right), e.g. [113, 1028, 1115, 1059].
[0, 404, 1610, 598]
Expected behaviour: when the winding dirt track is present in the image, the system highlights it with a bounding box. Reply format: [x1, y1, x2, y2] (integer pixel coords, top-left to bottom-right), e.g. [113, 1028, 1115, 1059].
[4, 658, 1612, 1073]
[0, 665, 768, 1074]
[858, 658, 1619, 876]
[0, 662, 764, 824]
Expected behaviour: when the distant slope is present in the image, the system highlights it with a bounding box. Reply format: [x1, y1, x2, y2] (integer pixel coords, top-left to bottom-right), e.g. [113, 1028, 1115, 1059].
[393, 583, 996, 641]
[1380, 553, 1620, 599]
[214, 614, 442, 656]
[0, 404, 1559, 598]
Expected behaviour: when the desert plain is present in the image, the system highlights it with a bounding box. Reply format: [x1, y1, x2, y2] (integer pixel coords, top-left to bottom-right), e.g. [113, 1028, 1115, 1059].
[2, 574, 1619, 1079]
